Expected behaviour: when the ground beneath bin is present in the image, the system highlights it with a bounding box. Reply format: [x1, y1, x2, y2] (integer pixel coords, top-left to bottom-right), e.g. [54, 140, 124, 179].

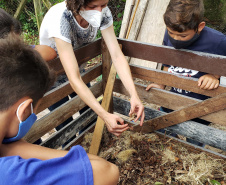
[81, 129, 226, 185]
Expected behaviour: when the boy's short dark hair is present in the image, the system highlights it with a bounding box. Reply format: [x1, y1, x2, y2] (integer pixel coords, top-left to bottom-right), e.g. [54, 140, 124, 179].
[164, 0, 204, 32]
[0, 8, 22, 38]
[0, 35, 56, 111]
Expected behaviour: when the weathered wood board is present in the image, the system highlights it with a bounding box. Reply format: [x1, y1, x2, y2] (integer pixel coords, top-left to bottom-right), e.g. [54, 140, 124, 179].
[119, 0, 135, 38]
[129, 0, 169, 68]
[113, 79, 226, 126]
[113, 96, 226, 151]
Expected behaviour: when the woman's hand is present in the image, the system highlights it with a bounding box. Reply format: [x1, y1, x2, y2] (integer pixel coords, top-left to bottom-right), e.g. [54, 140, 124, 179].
[129, 95, 145, 126]
[198, 74, 220, 90]
[103, 113, 129, 136]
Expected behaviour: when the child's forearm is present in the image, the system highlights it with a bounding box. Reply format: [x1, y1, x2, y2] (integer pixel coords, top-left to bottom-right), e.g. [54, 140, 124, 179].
[0, 140, 67, 160]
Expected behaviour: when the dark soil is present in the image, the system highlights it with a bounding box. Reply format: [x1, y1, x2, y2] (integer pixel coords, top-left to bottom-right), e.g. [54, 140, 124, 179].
[81, 129, 226, 185]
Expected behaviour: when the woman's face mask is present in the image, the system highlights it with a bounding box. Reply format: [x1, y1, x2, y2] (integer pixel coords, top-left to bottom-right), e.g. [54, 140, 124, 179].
[168, 32, 200, 49]
[3, 100, 37, 143]
[79, 7, 107, 28]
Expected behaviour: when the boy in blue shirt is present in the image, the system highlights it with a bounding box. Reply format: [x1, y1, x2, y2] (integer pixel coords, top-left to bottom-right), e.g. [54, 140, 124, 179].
[146, 0, 226, 146]
[0, 35, 119, 185]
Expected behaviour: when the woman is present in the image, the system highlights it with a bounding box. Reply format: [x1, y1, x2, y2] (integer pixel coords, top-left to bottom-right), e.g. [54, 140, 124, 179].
[40, 0, 145, 136]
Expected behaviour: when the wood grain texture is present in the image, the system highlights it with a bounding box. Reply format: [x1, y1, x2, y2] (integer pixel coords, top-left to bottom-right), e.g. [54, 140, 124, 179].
[140, 92, 226, 133]
[130, 0, 169, 68]
[114, 79, 226, 126]
[118, 38, 226, 76]
[47, 39, 102, 75]
[41, 108, 97, 149]
[129, 64, 226, 97]
[89, 65, 117, 155]
[113, 97, 226, 150]
[24, 82, 103, 143]
[37, 64, 102, 113]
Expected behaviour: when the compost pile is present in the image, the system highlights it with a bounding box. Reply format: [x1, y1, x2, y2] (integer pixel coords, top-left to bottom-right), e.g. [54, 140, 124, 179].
[81, 129, 226, 185]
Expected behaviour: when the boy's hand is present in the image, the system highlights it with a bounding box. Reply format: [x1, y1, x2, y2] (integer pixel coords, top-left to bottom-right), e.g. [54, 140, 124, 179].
[103, 113, 130, 137]
[198, 74, 220, 90]
[146, 83, 165, 91]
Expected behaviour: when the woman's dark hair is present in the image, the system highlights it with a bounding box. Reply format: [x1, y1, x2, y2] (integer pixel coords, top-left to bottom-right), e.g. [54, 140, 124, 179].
[164, 0, 204, 32]
[0, 35, 56, 111]
[0, 8, 22, 38]
[66, 0, 93, 15]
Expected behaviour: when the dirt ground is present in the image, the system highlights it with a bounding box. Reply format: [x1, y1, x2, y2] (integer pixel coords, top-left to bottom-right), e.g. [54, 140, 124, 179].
[81, 128, 226, 185]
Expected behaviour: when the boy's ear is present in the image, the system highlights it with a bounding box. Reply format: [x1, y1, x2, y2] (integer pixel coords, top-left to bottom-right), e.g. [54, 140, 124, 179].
[17, 98, 33, 122]
[198, 21, 206, 33]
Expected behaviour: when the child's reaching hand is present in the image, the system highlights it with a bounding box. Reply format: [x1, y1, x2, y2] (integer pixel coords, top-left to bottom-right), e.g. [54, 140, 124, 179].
[198, 74, 220, 90]
[146, 83, 166, 91]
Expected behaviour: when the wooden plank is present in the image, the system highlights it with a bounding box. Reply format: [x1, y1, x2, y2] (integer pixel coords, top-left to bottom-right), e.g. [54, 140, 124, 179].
[113, 79, 226, 126]
[101, 39, 111, 91]
[113, 96, 226, 150]
[24, 81, 103, 143]
[140, 92, 226, 133]
[47, 39, 102, 75]
[156, 131, 226, 159]
[41, 108, 97, 149]
[89, 65, 117, 155]
[130, 64, 226, 97]
[127, 0, 148, 41]
[118, 38, 226, 76]
[130, 0, 169, 68]
[119, 0, 136, 38]
[37, 64, 102, 113]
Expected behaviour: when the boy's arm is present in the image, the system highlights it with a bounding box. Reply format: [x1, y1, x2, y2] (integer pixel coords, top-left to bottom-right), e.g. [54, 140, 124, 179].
[198, 74, 220, 90]
[146, 66, 168, 91]
[0, 140, 67, 160]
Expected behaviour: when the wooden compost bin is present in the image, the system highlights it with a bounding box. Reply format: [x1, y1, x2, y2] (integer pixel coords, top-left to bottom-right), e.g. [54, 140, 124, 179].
[24, 38, 226, 183]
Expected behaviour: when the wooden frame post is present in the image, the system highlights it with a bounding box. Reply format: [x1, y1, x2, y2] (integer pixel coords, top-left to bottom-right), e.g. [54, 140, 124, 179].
[101, 38, 113, 113]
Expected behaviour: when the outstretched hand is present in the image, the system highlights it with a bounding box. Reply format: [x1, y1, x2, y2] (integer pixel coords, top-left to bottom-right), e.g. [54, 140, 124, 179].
[103, 113, 129, 136]
[129, 95, 145, 126]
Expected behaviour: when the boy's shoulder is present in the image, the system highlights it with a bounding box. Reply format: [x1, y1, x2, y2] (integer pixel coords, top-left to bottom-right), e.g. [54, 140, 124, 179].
[0, 145, 93, 185]
[164, 26, 226, 56]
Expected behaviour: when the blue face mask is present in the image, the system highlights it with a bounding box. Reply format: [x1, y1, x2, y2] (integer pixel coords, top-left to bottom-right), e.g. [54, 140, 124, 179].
[168, 32, 200, 49]
[3, 100, 37, 143]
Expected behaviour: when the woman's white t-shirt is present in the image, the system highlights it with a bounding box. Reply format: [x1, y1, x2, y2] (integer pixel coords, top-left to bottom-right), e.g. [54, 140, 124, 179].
[40, 1, 113, 52]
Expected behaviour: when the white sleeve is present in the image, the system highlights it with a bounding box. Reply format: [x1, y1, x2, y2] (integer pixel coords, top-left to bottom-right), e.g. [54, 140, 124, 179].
[100, 6, 113, 31]
[40, 2, 72, 45]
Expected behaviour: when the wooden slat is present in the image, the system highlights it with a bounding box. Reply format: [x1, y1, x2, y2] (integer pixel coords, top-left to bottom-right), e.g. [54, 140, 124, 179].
[37, 64, 102, 113]
[47, 39, 102, 75]
[114, 79, 226, 126]
[118, 38, 226, 76]
[101, 39, 112, 92]
[140, 92, 226, 133]
[156, 131, 226, 159]
[113, 96, 226, 151]
[89, 65, 117, 155]
[130, 64, 226, 97]
[41, 108, 97, 149]
[24, 81, 103, 143]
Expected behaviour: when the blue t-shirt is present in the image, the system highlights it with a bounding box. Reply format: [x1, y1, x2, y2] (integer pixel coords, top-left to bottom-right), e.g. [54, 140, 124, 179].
[163, 26, 226, 100]
[0, 145, 93, 185]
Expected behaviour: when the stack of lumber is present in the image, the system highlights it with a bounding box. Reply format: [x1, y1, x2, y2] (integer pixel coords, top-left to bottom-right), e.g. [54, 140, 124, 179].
[120, 0, 170, 69]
